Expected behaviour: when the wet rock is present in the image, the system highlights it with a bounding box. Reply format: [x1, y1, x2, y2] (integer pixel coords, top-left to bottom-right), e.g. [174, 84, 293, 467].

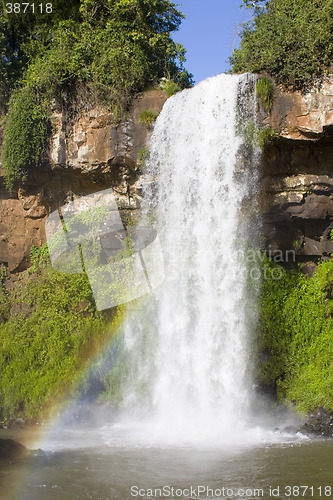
[273, 425, 300, 435]
[6, 417, 26, 428]
[0, 438, 28, 459]
[254, 380, 277, 399]
[299, 407, 333, 437]
[29, 448, 47, 458]
[260, 142, 333, 265]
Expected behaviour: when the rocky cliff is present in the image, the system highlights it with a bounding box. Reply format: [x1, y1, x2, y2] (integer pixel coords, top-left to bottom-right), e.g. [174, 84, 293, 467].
[0, 90, 167, 274]
[1, 79, 333, 277]
[261, 76, 333, 271]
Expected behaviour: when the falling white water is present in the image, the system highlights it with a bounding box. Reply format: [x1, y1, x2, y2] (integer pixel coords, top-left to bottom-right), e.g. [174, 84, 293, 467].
[32, 75, 307, 465]
[120, 74, 260, 446]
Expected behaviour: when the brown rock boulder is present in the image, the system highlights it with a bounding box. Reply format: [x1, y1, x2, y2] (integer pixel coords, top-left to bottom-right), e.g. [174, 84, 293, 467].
[0, 438, 28, 459]
[270, 76, 333, 141]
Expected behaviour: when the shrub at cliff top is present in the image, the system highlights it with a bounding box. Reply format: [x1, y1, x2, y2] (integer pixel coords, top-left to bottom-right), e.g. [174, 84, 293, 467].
[231, 0, 333, 88]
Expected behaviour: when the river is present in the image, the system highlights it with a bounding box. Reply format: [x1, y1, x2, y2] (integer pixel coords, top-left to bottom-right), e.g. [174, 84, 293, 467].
[0, 426, 332, 500]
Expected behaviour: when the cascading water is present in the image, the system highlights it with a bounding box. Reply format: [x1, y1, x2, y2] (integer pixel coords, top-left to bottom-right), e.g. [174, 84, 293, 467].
[8, 75, 313, 500]
[119, 73, 260, 446]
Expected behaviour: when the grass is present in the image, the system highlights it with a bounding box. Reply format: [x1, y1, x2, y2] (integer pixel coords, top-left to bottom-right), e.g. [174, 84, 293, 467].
[256, 77, 275, 113]
[138, 109, 159, 127]
[257, 256, 333, 413]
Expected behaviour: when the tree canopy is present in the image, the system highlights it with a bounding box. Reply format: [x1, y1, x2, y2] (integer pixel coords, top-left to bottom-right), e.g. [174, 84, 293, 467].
[230, 0, 333, 88]
[0, 0, 192, 188]
[0, 0, 191, 110]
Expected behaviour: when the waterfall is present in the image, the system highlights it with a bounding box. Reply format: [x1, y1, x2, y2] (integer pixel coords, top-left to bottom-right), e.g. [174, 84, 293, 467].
[119, 74, 259, 446]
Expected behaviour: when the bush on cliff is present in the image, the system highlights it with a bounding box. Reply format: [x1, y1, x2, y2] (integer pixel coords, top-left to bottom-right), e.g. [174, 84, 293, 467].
[1, 88, 50, 189]
[231, 0, 333, 88]
[258, 257, 333, 413]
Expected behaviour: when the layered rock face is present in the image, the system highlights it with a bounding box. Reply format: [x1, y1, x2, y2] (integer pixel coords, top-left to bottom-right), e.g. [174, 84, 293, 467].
[0, 90, 167, 273]
[261, 77, 333, 269]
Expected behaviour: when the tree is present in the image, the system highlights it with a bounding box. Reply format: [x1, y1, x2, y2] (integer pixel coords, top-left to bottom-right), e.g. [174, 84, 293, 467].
[231, 0, 333, 88]
[241, 0, 267, 8]
[0, 0, 191, 109]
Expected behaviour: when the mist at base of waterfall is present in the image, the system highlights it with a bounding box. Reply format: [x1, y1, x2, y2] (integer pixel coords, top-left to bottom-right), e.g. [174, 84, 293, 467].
[2, 424, 331, 500]
[37, 391, 306, 453]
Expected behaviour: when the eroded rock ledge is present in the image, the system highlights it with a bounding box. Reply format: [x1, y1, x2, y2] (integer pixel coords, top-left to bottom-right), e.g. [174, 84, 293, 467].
[0, 90, 167, 273]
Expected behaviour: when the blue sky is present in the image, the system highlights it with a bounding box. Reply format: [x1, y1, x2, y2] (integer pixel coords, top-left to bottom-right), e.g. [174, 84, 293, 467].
[173, 1, 252, 84]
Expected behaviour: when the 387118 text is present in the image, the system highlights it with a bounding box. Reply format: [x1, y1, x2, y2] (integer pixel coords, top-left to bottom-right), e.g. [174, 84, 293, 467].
[4, 3, 52, 14]
[269, 485, 332, 497]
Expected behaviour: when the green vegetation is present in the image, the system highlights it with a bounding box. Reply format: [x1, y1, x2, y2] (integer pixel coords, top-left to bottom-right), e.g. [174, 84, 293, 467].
[0, 266, 9, 325]
[158, 77, 181, 97]
[138, 109, 159, 127]
[256, 127, 275, 148]
[1, 88, 50, 190]
[257, 257, 333, 413]
[231, 0, 333, 88]
[256, 77, 274, 112]
[0, 0, 192, 188]
[64, 206, 109, 234]
[0, 245, 125, 421]
[239, 119, 275, 149]
[293, 240, 302, 252]
[138, 147, 150, 169]
[0, 265, 6, 284]
[29, 244, 51, 274]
